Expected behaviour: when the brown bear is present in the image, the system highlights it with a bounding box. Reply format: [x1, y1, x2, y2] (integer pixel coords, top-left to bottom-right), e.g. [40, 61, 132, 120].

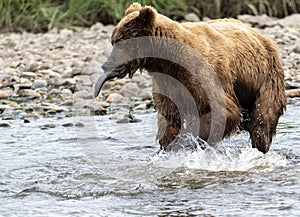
[94, 3, 287, 154]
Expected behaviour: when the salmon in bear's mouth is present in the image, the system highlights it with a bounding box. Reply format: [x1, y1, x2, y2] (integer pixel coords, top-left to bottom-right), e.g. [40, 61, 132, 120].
[94, 64, 130, 97]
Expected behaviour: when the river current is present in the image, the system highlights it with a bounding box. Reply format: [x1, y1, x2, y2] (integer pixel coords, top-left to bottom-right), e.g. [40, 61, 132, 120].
[0, 100, 299, 216]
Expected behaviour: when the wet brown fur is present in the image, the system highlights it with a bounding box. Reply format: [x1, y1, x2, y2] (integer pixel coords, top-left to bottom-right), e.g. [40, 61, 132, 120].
[108, 3, 287, 153]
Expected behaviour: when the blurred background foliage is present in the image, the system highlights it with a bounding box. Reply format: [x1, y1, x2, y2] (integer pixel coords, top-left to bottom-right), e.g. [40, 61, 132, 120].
[0, 0, 299, 32]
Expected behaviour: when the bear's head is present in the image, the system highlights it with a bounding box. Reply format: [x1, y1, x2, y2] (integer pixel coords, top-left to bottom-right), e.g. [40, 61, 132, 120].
[94, 3, 157, 97]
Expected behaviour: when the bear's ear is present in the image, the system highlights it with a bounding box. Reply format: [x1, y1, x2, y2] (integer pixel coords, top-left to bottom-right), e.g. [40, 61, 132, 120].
[138, 6, 156, 28]
[125, 2, 142, 16]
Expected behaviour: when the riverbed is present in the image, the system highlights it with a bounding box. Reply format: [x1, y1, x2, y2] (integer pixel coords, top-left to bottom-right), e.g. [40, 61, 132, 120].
[0, 99, 299, 216]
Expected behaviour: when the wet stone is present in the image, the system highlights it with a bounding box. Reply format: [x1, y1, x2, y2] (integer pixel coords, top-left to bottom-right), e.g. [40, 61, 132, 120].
[62, 123, 74, 127]
[0, 123, 11, 127]
[23, 119, 30, 123]
[116, 118, 130, 123]
[47, 110, 57, 115]
[92, 106, 107, 116]
[40, 123, 56, 129]
[75, 122, 84, 127]
[116, 113, 142, 123]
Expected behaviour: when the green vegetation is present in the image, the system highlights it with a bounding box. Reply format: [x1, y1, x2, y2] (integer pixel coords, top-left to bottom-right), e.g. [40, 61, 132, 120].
[0, 0, 299, 32]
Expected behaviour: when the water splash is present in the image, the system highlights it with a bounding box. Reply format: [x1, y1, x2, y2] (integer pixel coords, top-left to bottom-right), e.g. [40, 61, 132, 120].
[150, 134, 288, 172]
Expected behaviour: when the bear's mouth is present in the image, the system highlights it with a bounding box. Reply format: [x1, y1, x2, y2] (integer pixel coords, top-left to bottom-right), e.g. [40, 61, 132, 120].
[94, 65, 131, 97]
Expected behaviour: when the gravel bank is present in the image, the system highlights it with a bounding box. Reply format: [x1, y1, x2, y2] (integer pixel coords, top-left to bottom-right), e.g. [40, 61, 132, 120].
[0, 15, 299, 121]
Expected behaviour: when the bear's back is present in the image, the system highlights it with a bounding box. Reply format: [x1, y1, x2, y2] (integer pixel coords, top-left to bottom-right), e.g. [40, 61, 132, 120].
[180, 18, 280, 92]
[180, 19, 264, 49]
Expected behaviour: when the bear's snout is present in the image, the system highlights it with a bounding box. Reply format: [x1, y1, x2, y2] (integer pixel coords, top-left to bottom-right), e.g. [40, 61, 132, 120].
[102, 61, 112, 72]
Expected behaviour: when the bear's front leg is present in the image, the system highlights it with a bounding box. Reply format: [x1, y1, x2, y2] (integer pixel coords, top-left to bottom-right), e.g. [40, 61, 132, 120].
[156, 113, 181, 150]
[247, 89, 285, 153]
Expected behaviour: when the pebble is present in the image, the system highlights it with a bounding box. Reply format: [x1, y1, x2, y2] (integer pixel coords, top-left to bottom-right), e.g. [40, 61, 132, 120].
[62, 78, 77, 86]
[106, 93, 124, 103]
[140, 88, 152, 100]
[135, 103, 147, 110]
[24, 112, 39, 119]
[73, 90, 93, 99]
[74, 75, 93, 86]
[120, 82, 139, 98]
[32, 79, 47, 89]
[184, 13, 200, 22]
[0, 91, 9, 99]
[21, 71, 36, 79]
[293, 45, 300, 54]
[61, 89, 73, 99]
[237, 14, 275, 27]
[61, 99, 73, 106]
[19, 89, 41, 98]
[90, 22, 104, 31]
[112, 79, 126, 87]
[286, 89, 300, 98]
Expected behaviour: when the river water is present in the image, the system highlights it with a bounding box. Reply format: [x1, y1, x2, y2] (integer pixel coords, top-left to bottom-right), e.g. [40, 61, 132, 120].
[1, 100, 299, 216]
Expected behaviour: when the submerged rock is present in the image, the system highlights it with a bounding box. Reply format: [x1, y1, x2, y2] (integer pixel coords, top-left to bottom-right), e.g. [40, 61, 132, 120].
[40, 123, 56, 129]
[116, 113, 142, 123]
[62, 123, 74, 127]
[0, 123, 11, 127]
[75, 122, 85, 127]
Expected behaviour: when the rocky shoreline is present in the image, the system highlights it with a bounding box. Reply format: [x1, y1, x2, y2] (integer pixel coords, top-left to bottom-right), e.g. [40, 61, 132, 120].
[0, 15, 299, 123]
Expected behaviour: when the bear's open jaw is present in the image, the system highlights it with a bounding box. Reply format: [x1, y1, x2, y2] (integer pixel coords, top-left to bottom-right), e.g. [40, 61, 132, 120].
[94, 65, 130, 97]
